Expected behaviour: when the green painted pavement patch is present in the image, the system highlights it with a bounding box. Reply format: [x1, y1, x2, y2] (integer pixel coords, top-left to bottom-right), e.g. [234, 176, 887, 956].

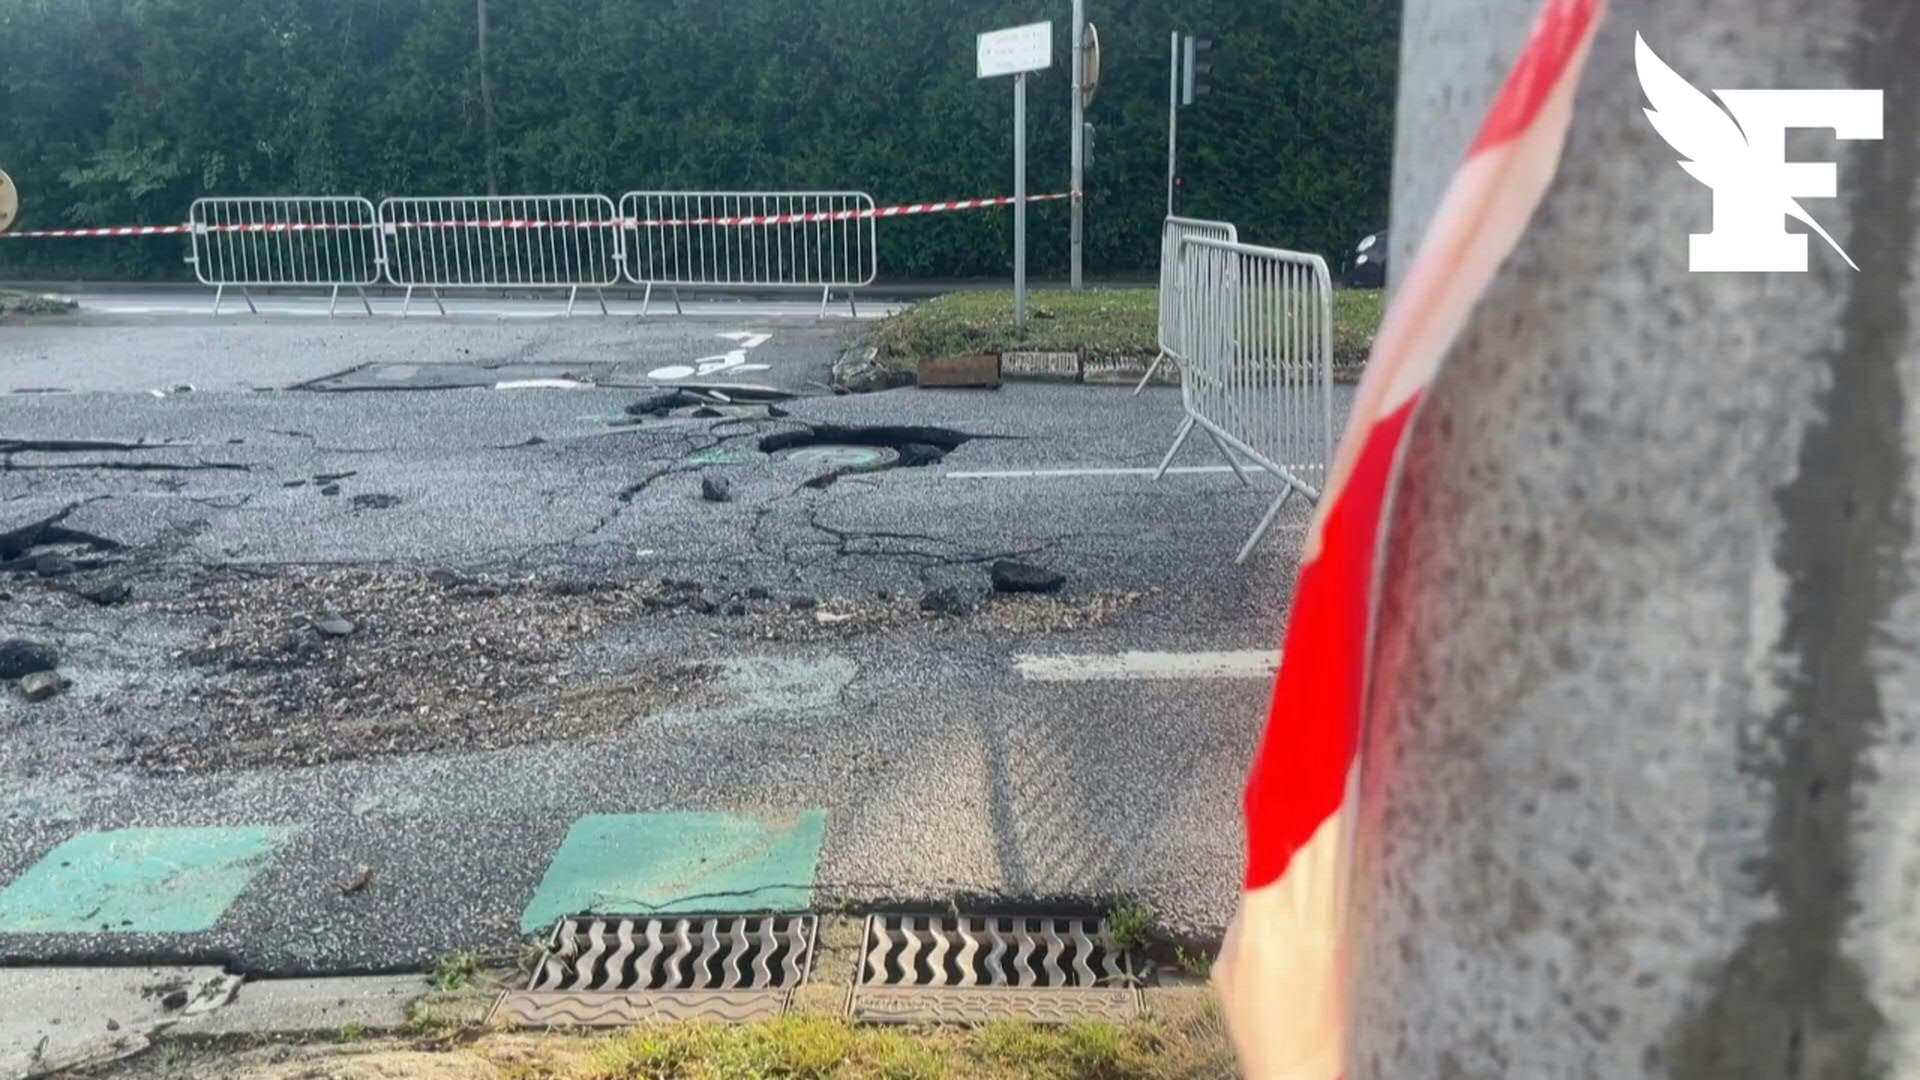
[520, 811, 827, 934]
[0, 826, 299, 934]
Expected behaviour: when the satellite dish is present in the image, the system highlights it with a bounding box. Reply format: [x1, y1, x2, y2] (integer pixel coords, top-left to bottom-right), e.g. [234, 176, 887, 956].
[0, 169, 16, 235]
[1081, 23, 1102, 110]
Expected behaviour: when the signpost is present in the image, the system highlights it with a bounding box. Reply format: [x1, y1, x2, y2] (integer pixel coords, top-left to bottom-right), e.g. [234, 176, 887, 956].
[977, 21, 1050, 331]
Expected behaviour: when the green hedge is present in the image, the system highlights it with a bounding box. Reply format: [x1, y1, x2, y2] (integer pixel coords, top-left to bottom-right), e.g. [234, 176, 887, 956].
[0, 0, 1397, 280]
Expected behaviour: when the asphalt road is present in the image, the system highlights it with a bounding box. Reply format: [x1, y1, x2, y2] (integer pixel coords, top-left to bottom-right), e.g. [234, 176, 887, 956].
[0, 305, 1341, 974]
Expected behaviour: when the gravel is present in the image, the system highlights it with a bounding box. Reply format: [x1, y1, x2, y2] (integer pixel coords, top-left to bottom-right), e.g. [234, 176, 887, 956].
[128, 569, 721, 772]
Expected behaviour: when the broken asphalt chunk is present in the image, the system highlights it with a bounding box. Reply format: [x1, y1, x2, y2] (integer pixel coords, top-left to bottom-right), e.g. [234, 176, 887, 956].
[990, 559, 1067, 594]
[20, 670, 69, 702]
[919, 587, 975, 617]
[82, 582, 131, 606]
[314, 615, 356, 637]
[701, 476, 733, 503]
[0, 639, 58, 679]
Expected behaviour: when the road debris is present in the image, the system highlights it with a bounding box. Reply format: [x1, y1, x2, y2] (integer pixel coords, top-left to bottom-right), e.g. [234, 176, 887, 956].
[351, 494, 403, 511]
[700, 476, 733, 503]
[313, 615, 356, 637]
[20, 670, 69, 702]
[341, 866, 375, 895]
[145, 569, 721, 771]
[0, 638, 58, 679]
[990, 559, 1067, 594]
[919, 586, 975, 617]
[82, 582, 132, 606]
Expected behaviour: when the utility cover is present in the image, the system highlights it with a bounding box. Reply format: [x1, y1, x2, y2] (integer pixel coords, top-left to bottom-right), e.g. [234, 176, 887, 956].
[491, 914, 818, 1027]
[848, 914, 1141, 1024]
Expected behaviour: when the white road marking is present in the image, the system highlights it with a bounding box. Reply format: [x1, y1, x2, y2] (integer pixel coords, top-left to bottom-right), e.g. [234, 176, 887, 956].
[649, 330, 773, 380]
[1014, 649, 1278, 681]
[494, 378, 590, 390]
[947, 465, 1316, 479]
[948, 466, 1239, 479]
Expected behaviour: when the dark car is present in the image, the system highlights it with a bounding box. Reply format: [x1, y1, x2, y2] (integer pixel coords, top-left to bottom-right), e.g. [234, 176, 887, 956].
[1345, 228, 1387, 288]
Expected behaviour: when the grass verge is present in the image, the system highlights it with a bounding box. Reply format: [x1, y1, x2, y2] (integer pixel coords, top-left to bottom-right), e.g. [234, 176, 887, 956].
[871, 286, 1384, 375]
[112, 1011, 1233, 1079]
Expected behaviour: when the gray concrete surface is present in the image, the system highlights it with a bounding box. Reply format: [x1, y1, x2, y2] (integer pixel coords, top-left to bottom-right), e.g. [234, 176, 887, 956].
[0, 312, 1348, 976]
[0, 966, 236, 1079]
[179, 974, 430, 1036]
[1352, 3, 1918, 1077]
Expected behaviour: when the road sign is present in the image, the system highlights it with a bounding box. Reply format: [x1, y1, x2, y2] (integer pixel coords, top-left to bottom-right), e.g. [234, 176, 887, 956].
[977, 22, 1052, 79]
[1081, 23, 1102, 110]
[977, 22, 1048, 331]
[0, 169, 16, 235]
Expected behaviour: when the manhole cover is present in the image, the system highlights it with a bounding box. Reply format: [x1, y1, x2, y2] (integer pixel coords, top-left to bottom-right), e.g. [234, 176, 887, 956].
[489, 914, 817, 1027]
[779, 444, 899, 473]
[847, 914, 1140, 1024]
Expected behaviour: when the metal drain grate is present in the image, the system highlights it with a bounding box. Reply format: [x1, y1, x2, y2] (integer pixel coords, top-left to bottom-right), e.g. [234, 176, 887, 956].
[848, 914, 1141, 1024]
[490, 914, 817, 1027]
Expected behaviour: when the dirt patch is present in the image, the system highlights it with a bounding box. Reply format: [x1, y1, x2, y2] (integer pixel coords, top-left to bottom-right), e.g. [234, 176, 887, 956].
[130, 570, 717, 771]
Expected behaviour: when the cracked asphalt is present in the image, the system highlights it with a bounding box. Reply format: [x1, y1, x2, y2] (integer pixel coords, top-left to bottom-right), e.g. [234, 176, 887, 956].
[0, 306, 1343, 973]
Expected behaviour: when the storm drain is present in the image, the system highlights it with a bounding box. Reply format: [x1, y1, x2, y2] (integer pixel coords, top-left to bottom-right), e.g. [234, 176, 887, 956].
[847, 914, 1141, 1024]
[489, 914, 818, 1027]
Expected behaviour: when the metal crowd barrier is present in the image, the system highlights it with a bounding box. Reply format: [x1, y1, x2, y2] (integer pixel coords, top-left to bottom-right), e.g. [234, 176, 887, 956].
[187, 197, 382, 316]
[377, 194, 623, 316]
[1157, 235, 1334, 563]
[619, 191, 878, 318]
[1133, 215, 1238, 393]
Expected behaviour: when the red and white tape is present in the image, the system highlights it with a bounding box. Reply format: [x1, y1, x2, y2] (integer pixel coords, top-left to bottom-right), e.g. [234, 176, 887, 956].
[0, 192, 1078, 239]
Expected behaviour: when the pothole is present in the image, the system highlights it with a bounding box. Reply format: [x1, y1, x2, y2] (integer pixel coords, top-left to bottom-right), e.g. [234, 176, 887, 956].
[776, 444, 899, 474]
[758, 425, 974, 477]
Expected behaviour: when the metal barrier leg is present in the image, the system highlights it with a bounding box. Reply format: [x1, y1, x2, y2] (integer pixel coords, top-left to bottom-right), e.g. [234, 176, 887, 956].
[1202, 427, 1253, 487]
[211, 285, 225, 316]
[847, 291, 859, 319]
[566, 286, 579, 318]
[328, 285, 341, 318]
[402, 286, 414, 319]
[356, 286, 374, 317]
[240, 287, 258, 315]
[431, 287, 446, 316]
[1154, 416, 1197, 479]
[640, 283, 653, 320]
[818, 285, 831, 319]
[596, 289, 610, 316]
[1234, 486, 1297, 565]
[1133, 350, 1170, 396]
[671, 288, 684, 316]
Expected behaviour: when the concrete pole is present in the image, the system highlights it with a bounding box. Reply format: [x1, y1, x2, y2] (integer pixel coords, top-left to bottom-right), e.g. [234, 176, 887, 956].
[1350, 1, 1920, 1076]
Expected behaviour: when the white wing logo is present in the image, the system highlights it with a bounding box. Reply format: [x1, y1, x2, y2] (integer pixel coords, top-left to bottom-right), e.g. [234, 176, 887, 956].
[1635, 33, 1859, 271]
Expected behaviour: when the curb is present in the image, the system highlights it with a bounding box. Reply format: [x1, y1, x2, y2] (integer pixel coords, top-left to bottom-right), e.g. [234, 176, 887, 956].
[999, 348, 1179, 387]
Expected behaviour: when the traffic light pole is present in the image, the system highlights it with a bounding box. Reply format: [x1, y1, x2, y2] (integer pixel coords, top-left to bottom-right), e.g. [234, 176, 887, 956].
[1069, 0, 1085, 292]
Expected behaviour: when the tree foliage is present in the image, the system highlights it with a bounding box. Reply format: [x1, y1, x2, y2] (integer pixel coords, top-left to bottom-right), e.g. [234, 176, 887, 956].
[0, 0, 1398, 279]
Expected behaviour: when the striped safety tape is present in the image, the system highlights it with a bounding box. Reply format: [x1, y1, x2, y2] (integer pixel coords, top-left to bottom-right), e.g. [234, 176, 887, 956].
[0, 192, 1078, 239]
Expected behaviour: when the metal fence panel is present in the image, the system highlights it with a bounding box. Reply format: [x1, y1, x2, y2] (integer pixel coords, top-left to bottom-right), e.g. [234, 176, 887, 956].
[377, 194, 622, 314]
[188, 196, 382, 315]
[1157, 235, 1334, 563]
[619, 191, 878, 317]
[1134, 215, 1237, 392]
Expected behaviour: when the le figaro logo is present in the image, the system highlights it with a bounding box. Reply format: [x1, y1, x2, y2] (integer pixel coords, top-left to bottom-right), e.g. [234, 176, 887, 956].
[1636, 34, 1881, 273]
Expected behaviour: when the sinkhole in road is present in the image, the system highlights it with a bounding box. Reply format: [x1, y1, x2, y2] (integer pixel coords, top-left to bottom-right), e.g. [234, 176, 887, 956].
[757, 425, 974, 474]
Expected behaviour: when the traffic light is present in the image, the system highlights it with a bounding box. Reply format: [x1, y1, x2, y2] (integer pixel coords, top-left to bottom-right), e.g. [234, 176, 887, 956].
[1182, 36, 1215, 105]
